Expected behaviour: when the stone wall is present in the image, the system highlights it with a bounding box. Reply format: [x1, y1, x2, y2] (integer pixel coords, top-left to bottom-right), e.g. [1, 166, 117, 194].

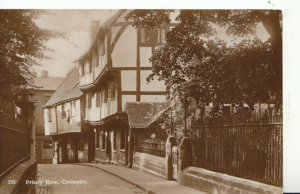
[0, 159, 37, 194]
[133, 152, 166, 178]
[180, 167, 283, 194]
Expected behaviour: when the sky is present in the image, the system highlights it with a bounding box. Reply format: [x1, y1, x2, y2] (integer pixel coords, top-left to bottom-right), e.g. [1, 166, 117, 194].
[34, 10, 116, 77]
[34, 10, 270, 78]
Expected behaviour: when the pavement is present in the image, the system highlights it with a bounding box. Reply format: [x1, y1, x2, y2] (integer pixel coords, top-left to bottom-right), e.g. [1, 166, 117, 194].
[37, 164, 144, 194]
[76, 162, 207, 194]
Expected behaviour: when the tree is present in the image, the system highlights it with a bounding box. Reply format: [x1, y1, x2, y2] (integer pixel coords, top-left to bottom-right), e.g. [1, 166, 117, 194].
[0, 10, 52, 100]
[126, 10, 282, 109]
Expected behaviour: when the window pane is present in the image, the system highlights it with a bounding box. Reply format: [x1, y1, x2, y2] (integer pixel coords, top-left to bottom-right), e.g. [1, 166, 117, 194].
[47, 109, 51, 122]
[96, 92, 101, 107]
[140, 28, 153, 46]
[109, 81, 115, 98]
[98, 38, 105, 56]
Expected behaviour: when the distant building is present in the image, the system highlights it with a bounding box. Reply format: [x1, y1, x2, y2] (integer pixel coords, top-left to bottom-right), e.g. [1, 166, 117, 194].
[44, 67, 90, 164]
[30, 71, 64, 163]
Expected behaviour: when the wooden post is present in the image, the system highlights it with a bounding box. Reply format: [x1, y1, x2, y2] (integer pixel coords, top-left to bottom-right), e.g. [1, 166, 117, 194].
[128, 128, 133, 168]
[125, 127, 128, 165]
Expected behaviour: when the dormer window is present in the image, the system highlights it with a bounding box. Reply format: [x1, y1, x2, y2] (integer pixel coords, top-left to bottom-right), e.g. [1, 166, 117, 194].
[140, 28, 167, 47]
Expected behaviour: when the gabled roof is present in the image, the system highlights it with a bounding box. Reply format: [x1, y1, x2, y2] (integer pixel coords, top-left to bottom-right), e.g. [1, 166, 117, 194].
[126, 102, 169, 129]
[75, 10, 126, 63]
[32, 77, 64, 91]
[45, 67, 82, 108]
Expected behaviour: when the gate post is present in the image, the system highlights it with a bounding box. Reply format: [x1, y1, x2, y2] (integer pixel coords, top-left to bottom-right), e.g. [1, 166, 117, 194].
[165, 136, 176, 180]
[177, 137, 193, 184]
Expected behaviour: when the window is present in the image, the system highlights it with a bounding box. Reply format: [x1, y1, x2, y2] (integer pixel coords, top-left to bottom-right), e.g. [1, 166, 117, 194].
[222, 105, 231, 117]
[103, 87, 108, 103]
[120, 129, 125, 150]
[85, 60, 92, 74]
[92, 51, 98, 66]
[98, 38, 105, 56]
[47, 108, 52, 122]
[45, 96, 51, 104]
[108, 80, 116, 99]
[96, 92, 101, 107]
[157, 28, 166, 44]
[101, 131, 106, 150]
[113, 130, 117, 151]
[79, 63, 84, 76]
[87, 94, 92, 108]
[96, 129, 99, 149]
[140, 28, 153, 46]
[43, 140, 52, 149]
[89, 58, 92, 73]
[70, 101, 76, 116]
[61, 105, 66, 119]
[140, 28, 166, 47]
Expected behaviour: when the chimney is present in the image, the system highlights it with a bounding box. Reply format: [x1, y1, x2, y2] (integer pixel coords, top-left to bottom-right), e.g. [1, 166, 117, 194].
[90, 21, 101, 43]
[40, 70, 48, 77]
[32, 71, 37, 77]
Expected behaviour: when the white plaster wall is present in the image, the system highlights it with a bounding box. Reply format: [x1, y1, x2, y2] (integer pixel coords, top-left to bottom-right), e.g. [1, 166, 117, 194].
[140, 95, 167, 103]
[112, 26, 137, 67]
[140, 47, 152, 67]
[140, 70, 166, 91]
[121, 70, 136, 91]
[122, 95, 136, 111]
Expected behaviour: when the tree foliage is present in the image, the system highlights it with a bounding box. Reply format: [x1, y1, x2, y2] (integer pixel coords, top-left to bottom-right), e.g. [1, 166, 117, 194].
[127, 10, 282, 109]
[0, 10, 52, 99]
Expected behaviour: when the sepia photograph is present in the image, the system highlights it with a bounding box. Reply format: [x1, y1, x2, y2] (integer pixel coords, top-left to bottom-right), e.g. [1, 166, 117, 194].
[0, 8, 285, 194]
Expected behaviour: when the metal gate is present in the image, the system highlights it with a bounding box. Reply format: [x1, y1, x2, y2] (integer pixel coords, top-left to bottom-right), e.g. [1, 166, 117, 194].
[172, 146, 178, 180]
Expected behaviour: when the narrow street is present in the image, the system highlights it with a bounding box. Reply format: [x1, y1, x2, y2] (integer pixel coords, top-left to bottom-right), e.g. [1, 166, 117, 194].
[35, 164, 145, 194]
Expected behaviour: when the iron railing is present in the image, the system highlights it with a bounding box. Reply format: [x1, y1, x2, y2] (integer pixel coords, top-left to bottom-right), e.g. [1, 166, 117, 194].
[136, 139, 166, 158]
[193, 111, 282, 187]
[0, 115, 31, 177]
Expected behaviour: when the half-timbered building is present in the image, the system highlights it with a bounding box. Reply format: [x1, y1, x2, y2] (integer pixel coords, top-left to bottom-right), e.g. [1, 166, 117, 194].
[44, 67, 91, 164]
[75, 10, 178, 170]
